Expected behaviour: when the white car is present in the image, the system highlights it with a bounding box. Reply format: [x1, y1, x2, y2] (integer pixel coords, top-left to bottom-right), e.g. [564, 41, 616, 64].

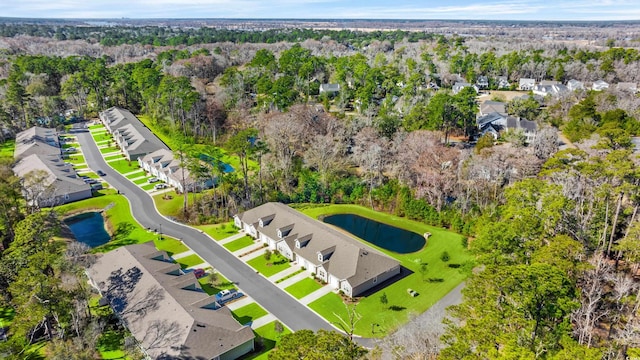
[154, 183, 168, 190]
[148, 177, 159, 183]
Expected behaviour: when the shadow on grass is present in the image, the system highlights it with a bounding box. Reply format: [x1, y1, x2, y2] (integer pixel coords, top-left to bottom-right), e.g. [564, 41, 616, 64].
[95, 238, 138, 253]
[388, 305, 406, 311]
[199, 281, 235, 295]
[355, 265, 414, 298]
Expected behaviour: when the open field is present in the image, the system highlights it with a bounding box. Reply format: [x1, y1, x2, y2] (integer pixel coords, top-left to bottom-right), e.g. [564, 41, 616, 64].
[298, 203, 472, 337]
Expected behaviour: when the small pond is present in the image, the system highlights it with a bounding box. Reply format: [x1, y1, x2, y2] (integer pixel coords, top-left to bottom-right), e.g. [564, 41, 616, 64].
[64, 212, 110, 248]
[323, 213, 425, 253]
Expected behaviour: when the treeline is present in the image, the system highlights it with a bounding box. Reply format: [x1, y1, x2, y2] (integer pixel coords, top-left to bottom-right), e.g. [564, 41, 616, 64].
[0, 24, 434, 47]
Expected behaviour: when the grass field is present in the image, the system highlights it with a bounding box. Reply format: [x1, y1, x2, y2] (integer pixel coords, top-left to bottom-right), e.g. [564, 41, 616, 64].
[284, 277, 323, 299]
[125, 170, 146, 179]
[0, 140, 14, 158]
[64, 154, 85, 164]
[197, 274, 236, 295]
[89, 124, 104, 130]
[246, 321, 292, 360]
[223, 235, 255, 252]
[297, 203, 472, 337]
[107, 159, 140, 174]
[194, 221, 237, 240]
[133, 177, 152, 185]
[177, 254, 205, 269]
[92, 131, 112, 142]
[100, 146, 121, 154]
[155, 238, 188, 256]
[141, 183, 156, 191]
[104, 154, 122, 161]
[247, 252, 291, 277]
[56, 189, 180, 253]
[137, 114, 253, 176]
[231, 303, 268, 325]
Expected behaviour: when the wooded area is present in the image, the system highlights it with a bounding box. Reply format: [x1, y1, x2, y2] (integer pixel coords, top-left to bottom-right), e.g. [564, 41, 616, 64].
[0, 21, 639, 358]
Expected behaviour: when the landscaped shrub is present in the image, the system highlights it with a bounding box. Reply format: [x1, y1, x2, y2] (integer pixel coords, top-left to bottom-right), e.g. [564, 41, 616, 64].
[440, 251, 450, 262]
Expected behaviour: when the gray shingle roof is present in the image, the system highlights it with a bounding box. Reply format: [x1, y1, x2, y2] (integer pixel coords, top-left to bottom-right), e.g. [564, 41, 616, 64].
[238, 203, 400, 289]
[88, 243, 254, 359]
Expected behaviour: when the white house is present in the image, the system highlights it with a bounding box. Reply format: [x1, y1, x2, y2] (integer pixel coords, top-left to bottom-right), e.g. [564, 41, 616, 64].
[592, 80, 610, 91]
[519, 78, 536, 91]
[235, 203, 401, 298]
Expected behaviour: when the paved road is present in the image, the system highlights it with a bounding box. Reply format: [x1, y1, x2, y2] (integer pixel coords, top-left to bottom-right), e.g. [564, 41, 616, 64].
[76, 131, 336, 334]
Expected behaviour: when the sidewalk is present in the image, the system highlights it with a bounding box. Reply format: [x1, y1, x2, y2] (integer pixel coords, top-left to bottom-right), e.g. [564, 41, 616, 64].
[172, 250, 195, 260]
[269, 266, 303, 283]
[226, 296, 254, 311]
[251, 314, 277, 329]
[299, 286, 334, 305]
[219, 232, 248, 245]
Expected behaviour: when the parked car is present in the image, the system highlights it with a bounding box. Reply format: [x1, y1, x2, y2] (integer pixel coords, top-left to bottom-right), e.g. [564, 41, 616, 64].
[148, 177, 159, 183]
[97, 170, 106, 176]
[63, 147, 77, 153]
[84, 179, 97, 184]
[192, 268, 206, 278]
[154, 183, 168, 190]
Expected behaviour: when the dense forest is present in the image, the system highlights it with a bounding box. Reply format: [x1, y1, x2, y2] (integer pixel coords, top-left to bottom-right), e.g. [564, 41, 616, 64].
[0, 22, 639, 358]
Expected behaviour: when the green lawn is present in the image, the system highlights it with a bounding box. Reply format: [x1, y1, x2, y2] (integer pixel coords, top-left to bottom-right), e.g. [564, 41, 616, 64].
[134, 177, 152, 185]
[74, 164, 88, 170]
[198, 274, 236, 295]
[153, 191, 185, 216]
[247, 252, 291, 277]
[104, 154, 122, 161]
[155, 238, 188, 256]
[141, 183, 156, 191]
[97, 330, 129, 360]
[100, 146, 121, 154]
[298, 203, 472, 337]
[194, 221, 238, 240]
[64, 154, 85, 164]
[0, 140, 14, 159]
[224, 235, 255, 252]
[126, 170, 146, 179]
[243, 321, 292, 360]
[108, 159, 140, 174]
[56, 189, 180, 253]
[89, 124, 104, 130]
[231, 303, 268, 325]
[177, 254, 204, 269]
[138, 114, 253, 175]
[284, 277, 323, 299]
[92, 131, 112, 142]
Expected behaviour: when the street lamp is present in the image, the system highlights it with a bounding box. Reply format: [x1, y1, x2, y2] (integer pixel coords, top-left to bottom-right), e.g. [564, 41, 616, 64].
[158, 223, 163, 240]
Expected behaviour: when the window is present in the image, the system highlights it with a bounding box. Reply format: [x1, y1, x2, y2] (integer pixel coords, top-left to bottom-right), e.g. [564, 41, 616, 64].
[317, 253, 323, 262]
[295, 240, 301, 249]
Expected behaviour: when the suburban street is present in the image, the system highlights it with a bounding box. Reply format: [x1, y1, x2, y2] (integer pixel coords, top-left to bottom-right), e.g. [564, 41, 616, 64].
[75, 130, 338, 334]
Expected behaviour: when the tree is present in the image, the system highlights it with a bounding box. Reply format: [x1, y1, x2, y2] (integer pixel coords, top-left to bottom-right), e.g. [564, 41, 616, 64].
[226, 128, 258, 203]
[380, 292, 388, 307]
[269, 329, 366, 360]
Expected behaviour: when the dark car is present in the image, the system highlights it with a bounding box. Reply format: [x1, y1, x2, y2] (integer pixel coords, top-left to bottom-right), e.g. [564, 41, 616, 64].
[97, 170, 106, 176]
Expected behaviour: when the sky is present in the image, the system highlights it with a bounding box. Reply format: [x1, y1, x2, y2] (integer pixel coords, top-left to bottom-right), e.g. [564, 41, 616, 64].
[3, 0, 640, 21]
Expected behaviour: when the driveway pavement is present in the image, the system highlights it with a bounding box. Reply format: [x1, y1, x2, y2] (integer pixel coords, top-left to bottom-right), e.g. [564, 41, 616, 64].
[75, 130, 336, 334]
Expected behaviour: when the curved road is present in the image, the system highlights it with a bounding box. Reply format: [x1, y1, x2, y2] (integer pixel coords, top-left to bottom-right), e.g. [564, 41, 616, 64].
[76, 131, 337, 335]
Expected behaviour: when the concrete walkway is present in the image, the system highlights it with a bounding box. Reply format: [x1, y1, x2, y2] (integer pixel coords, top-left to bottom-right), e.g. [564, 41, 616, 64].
[268, 266, 303, 282]
[172, 250, 195, 260]
[235, 245, 266, 259]
[226, 296, 254, 311]
[219, 232, 247, 245]
[275, 271, 309, 289]
[251, 314, 277, 329]
[299, 286, 334, 305]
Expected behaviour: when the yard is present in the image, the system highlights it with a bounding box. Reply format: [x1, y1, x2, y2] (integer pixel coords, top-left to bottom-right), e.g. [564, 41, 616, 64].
[88, 124, 104, 130]
[247, 252, 291, 277]
[104, 154, 122, 161]
[244, 321, 291, 360]
[194, 221, 237, 240]
[231, 303, 268, 325]
[107, 159, 140, 174]
[177, 254, 205, 269]
[284, 277, 323, 299]
[125, 170, 146, 179]
[92, 131, 112, 142]
[197, 274, 236, 295]
[64, 154, 85, 164]
[100, 146, 121, 154]
[298, 203, 472, 337]
[223, 235, 255, 252]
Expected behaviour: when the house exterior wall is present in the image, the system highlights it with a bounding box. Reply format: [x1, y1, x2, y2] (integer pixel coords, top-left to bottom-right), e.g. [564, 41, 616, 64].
[276, 241, 293, 260]
[350, 264, 401, 297]
[219, 338, 254, 360]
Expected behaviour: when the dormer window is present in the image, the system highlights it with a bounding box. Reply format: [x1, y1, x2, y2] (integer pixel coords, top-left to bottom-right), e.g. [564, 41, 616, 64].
[318, 253, 323, 262]
[277, 224, 293, 238]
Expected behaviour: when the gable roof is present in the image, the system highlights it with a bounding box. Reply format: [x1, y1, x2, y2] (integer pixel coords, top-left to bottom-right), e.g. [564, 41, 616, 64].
[14, 126, 60, 160]
[238, 203, 400, 288]
[13, 153, 91, 198]
[88, 243, 254, 359]
[479, 101, 507, 116]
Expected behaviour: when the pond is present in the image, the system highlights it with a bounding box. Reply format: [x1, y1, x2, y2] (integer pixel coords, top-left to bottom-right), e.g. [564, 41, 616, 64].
[322, 213, 425, 254]
[64, 212, 111, 248]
